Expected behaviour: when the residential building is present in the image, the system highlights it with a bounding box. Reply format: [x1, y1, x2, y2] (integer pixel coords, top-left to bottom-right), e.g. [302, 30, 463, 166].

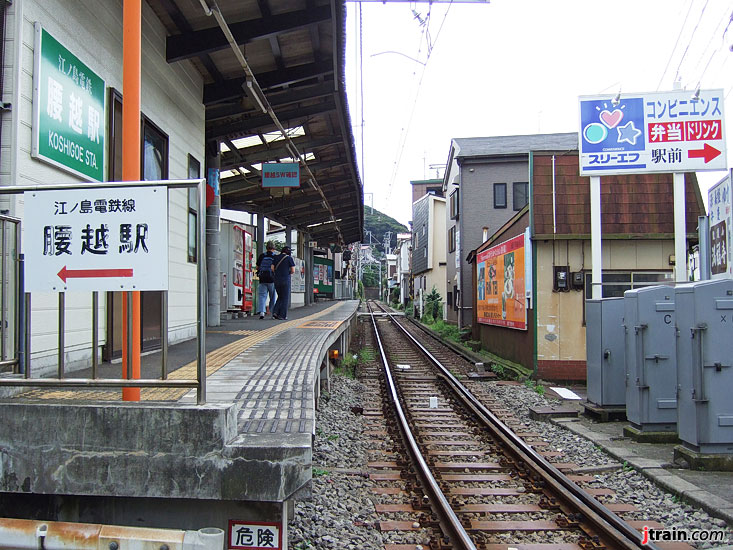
[469, 151, 704, 381]
[412, 193, 447, 317]
[443, 133, 577, 328]
[394, 232, 412, 306]
[410, 178, 443, 204]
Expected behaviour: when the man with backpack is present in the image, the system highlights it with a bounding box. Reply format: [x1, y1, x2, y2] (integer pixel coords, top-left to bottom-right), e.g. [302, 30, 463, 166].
[255, 241, 277, 319]
[272, 246, 296, 320]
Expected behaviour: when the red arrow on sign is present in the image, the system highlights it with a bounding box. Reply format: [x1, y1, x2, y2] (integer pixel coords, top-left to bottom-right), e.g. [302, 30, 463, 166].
[57, 266, 134, 283]
[688, 143, 722, 163]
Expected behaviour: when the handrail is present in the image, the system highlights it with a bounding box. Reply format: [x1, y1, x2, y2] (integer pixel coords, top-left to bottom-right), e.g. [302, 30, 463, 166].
[0, 178, 209, 404]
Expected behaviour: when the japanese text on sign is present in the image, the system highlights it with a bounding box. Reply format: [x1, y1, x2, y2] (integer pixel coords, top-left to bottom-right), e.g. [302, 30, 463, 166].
[476, 234, 527, 330]
[261, 162, 300, 188]
[33, 24, 106, 182]
[708, 174, 732, 280]
[229, 521, 281, 550]
[24, 186, 169, 292]
[579, 89, 727, 175]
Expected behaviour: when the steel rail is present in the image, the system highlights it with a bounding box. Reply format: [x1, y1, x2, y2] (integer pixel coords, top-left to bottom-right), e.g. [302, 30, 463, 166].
[377, 304, 660, 550]
[366, 302, 477, 550]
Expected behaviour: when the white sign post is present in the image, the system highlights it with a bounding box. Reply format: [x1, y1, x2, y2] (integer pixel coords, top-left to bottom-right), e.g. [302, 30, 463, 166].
[579, 89, 727, 287]
[24, 186, 169, 292]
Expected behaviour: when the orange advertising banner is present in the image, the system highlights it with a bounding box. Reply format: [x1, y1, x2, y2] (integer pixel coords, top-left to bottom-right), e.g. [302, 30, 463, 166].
[476, 234, 526, 330]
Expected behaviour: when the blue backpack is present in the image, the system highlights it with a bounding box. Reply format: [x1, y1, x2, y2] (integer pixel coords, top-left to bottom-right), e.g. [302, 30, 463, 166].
[258, 254, 274, 283]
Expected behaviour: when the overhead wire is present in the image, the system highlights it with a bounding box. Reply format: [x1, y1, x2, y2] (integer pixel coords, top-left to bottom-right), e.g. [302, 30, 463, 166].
[673, 0, 711, 84]
[384, 1, 454, 203]
[657, 0, 697, 90]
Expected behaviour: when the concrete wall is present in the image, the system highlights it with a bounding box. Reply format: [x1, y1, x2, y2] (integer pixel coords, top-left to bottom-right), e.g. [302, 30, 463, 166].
[535, 238, 674, 380]
[3, 0, 204, 375]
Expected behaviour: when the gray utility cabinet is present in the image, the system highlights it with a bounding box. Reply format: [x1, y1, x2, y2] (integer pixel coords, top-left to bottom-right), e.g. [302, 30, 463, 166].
[623, 286, 677, 433]
[675, 280, 733, 453]
[586, 298, 626, 407]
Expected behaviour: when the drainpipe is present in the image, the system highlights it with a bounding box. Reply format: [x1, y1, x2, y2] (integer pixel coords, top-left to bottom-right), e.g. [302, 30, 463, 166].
[0, 0, 9, 153]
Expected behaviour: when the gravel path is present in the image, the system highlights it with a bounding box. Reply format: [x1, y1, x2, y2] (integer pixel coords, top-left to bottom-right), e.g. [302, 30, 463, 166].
[288, 373, 733, 549]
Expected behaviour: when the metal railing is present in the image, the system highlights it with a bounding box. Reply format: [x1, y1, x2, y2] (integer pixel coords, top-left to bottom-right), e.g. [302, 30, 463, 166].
[0, 179, 210, 404]
[0, 213, 21, 374]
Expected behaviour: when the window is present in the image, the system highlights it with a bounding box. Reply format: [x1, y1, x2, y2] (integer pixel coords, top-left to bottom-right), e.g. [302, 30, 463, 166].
[482, 227, 489, 242]
[584, 271, 673, 299]
[449, 189, 459, 219]
[448, 226, 456, 253]
[494, 183, 507, 208]
[513, 182, 528, 211]
[187, 155, 200, 263]
[142, 117, 168, 180]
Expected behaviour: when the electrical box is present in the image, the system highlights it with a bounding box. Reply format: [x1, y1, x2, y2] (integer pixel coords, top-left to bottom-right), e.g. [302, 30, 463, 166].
[554, 266, 569, 292]
[675, 280, 733, 454]
[571, 272, 584, 290]
[586, 297, 626, 407]
[624, 285, 677, 434]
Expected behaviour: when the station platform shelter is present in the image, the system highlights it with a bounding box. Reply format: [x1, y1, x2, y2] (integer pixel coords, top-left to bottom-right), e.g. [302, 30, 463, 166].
[0, 299, 358, 540]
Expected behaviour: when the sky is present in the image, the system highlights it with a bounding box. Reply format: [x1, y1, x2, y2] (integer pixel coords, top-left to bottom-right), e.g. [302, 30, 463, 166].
[345, 0, 733, 227]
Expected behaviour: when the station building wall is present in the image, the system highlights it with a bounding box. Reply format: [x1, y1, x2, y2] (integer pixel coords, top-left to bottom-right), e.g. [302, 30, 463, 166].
[2, 0, 205, 375]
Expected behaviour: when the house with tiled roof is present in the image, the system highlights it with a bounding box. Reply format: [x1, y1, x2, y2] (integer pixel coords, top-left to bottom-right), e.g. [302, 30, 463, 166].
[468, 143, 704, 381]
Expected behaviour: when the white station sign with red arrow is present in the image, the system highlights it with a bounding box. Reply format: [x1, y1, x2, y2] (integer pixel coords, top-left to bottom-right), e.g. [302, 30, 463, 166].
[579, 89, 727, 176]
[24, 186, 169, 292]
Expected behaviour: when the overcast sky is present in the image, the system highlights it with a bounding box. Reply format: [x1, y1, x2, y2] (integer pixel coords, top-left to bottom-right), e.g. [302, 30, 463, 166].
[345, 0, 733, 227]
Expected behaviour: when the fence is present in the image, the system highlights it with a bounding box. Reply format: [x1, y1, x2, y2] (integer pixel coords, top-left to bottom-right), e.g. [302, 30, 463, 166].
[0, 179, 210, 403]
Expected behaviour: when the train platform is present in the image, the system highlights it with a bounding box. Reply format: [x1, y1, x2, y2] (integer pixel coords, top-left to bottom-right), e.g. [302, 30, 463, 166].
[544, 388, 733, 528]
[0, 299, 359, 530]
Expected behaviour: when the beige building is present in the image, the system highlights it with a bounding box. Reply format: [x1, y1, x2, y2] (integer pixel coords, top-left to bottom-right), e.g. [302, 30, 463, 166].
[412, 193, 447, 316]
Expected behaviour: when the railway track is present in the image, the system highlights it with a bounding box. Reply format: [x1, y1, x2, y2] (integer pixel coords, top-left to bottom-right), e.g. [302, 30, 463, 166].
[358, 300, 683, 550]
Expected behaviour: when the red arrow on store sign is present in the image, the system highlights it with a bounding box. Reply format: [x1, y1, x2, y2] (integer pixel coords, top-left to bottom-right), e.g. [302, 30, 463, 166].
[688, 143, 722, 163]
[57, 266, 134, 283]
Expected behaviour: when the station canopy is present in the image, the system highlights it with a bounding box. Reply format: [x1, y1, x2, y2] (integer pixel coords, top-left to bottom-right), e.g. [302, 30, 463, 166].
[149, 0, 363, 246]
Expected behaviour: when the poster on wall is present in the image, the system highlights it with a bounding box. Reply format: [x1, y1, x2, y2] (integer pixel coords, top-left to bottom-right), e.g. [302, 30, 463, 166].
[292, 257, 305, 292]
[708, 172, 732, 280]
[313, 257, 334, 294]
[476, 234, 527, 330]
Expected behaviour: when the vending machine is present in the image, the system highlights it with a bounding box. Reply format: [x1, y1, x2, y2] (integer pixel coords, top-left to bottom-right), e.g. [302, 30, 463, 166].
[242, 229, 254, 314]
[220, 220, 255, 314]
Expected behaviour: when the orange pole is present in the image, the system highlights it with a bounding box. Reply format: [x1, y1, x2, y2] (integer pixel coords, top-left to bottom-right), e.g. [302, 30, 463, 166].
[122, 0, 141, 401]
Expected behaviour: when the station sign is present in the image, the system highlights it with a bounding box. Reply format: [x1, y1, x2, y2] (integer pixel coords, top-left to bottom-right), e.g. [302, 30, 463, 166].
[228, 520, 281, 549]
[708, 172, 732, 280]
[32, 23, 106, 182]
[24, 186, 169, 292]
[579, 89, 727, 176]
[262, 162, 300, 188]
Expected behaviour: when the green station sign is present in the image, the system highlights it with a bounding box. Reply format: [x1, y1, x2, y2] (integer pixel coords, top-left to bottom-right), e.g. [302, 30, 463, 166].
[32, 23, 106, 182]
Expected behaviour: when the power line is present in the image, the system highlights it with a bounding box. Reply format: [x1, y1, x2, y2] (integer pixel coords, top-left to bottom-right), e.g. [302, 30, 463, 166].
[384, 1, 454, 202]
[657, 0, 697, 90]
[673, 0, 711, 84]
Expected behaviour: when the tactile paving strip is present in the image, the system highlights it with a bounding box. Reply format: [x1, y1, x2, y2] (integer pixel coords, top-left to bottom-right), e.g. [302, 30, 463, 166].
[16, 302, 352, 402]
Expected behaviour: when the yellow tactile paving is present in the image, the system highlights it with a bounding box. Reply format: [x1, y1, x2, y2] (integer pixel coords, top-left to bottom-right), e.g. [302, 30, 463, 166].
[16, 303, 348, 402]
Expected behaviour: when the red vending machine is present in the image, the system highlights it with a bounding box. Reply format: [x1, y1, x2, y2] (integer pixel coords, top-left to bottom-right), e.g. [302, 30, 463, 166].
[242, 229, 254, 313]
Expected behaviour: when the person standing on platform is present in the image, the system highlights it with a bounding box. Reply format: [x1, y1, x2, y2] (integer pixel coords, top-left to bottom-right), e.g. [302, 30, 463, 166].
[255, 241, 277, 319]
[272, 246, 295, 320]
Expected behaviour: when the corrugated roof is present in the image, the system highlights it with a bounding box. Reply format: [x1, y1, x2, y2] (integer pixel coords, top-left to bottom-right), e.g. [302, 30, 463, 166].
[454, 133, 578, 159]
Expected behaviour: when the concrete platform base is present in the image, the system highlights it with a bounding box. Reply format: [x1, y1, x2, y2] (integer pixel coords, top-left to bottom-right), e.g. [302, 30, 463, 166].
[674, 445, 733, 472]
[529, 405, 579, 421]
[581, 400, 626, 422]
[623, 424, 679, 443]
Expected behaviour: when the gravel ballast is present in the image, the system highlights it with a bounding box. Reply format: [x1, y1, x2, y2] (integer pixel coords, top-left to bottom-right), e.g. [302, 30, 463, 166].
[288, 373, 732, 549]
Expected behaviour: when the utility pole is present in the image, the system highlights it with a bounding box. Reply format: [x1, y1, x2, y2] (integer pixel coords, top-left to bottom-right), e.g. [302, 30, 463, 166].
[383, 231, 392, 255]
